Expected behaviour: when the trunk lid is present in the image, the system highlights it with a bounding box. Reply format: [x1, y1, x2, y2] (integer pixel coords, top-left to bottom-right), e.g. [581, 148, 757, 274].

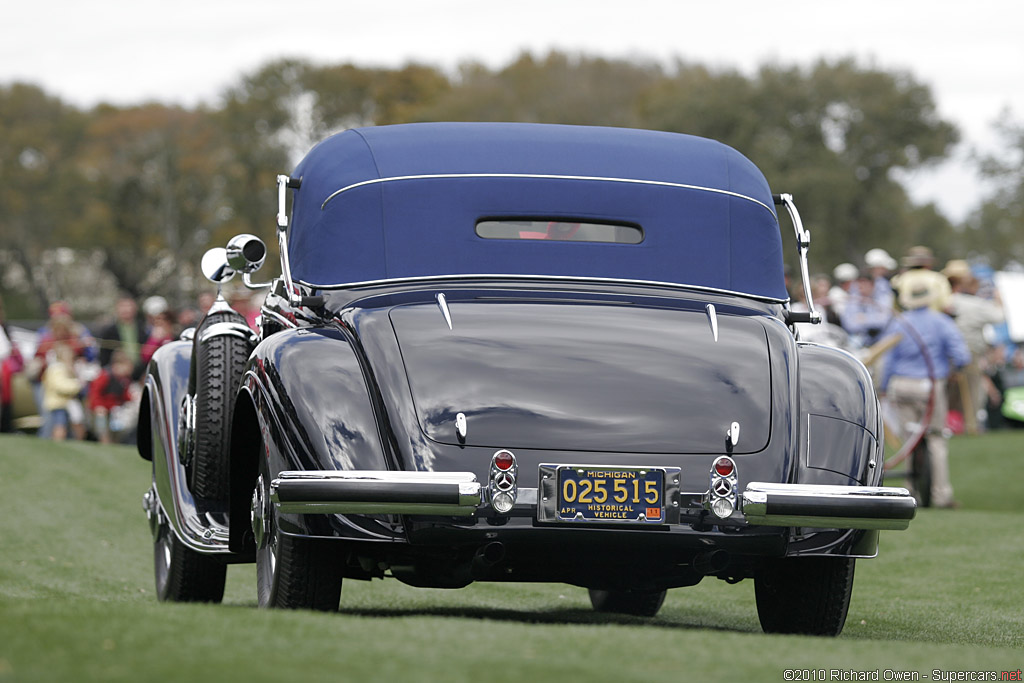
[389, 299, 772, 454]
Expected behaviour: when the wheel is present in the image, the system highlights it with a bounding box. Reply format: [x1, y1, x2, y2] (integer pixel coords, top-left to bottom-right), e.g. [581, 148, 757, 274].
[153, 507, 226, 603]
[588, 588, 667, 617]
[910, 441, 932, 508]
[754, 557, 855, 636]
[189, 311, 250, 500]
[254, 457, 343, 611]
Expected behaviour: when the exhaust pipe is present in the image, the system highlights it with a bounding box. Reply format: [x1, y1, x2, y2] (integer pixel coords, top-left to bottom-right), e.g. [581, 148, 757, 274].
[471, 541, 506, 578]
[692, 549, 729, 576]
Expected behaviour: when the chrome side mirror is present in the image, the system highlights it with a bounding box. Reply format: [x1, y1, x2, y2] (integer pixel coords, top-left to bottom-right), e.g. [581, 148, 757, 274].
[201, 247, 235, 284]
[226, 234, 267, 274]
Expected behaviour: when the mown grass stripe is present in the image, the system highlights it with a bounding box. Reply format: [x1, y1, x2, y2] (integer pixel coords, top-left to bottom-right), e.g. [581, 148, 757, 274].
[1, 432, 1022, 681]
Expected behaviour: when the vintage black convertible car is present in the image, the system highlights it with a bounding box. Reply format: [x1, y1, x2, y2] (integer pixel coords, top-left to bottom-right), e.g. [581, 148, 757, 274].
[138, 123, 915, 635]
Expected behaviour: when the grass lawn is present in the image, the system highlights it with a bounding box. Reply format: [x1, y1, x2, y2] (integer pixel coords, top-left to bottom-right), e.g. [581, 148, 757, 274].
[1, 432, 1022, 681]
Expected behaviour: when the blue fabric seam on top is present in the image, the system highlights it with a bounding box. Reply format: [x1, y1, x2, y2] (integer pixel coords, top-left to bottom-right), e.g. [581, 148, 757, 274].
[320, 174, 777, 217]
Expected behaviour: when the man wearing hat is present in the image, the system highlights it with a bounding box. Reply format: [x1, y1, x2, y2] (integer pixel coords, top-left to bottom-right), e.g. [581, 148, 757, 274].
[892, 246, 951, 312]
[829, 262, 859, 318]
[864, 248, 897, 310]
[943, 259, 1004, 433]
[880, 272, 970, 507]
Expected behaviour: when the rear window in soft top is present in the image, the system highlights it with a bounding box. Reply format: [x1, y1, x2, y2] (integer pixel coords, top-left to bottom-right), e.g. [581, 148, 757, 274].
[476, 219, 643, 244]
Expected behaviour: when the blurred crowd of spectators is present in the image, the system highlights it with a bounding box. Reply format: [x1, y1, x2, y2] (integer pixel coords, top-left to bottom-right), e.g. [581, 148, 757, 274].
[793, 245, 1018, 431]
[790, 245, 1020, 508]
[0, 288, 261, 443]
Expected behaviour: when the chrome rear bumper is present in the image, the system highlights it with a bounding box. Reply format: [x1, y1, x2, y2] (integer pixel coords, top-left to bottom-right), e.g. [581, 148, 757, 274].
[270, 470, 482, 515]
[740, 482, 916, 530]
[271, 471, 915, 531]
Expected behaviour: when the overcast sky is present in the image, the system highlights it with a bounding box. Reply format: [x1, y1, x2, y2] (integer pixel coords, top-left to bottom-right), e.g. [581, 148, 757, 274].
[2, 0, 1021, 222]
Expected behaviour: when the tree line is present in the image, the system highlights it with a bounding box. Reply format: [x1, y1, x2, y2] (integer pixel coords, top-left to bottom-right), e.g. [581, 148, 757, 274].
[1, 52, 1020, 318]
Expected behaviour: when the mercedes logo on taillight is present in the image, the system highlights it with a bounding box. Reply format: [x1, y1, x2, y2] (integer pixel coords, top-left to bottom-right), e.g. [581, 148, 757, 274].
[495, 472, 515, 491]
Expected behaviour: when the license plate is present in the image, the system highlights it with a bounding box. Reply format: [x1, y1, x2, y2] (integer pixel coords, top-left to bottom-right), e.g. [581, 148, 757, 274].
[553, 466, 665, 524]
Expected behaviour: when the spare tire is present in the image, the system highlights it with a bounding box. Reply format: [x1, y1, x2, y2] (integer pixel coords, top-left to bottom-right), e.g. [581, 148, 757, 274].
[189, 310, 251, 501]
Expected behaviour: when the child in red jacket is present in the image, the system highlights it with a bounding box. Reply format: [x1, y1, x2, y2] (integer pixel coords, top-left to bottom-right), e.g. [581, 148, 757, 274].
[88, 351, 134, 444]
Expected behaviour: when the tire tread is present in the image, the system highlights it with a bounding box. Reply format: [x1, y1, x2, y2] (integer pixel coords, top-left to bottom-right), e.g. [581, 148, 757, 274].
[755, 557, 855, 636]
[156, 526, 226, 603]
[272, 535, 343, 612]
[191, 311, 250, 501]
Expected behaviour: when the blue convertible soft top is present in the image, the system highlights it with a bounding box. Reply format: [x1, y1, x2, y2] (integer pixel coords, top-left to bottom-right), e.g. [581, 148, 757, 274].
[288, 122, 788, 300]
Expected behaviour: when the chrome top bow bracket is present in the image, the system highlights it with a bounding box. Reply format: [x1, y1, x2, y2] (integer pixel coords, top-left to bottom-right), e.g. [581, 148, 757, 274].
[276, 174, 306, 308]
[775, 193, 821, 326]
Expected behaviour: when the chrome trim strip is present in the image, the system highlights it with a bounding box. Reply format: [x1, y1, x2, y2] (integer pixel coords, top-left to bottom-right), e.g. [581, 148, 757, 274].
[740, 482, 916, 531]
[436, 292, 453, 330]
[206, 294, 236, 317]
[705, 303, 719, 342]
[299, 274, 790, 305]
[275, 470, 480, 484]
[198, 321, 253, 344]
[321, 173, 777, 216]
[260, 308, 299, 330]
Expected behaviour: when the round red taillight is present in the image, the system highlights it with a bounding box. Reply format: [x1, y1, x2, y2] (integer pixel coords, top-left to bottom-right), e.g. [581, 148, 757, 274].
[714, 457, 734, 477]
[493, 450, 515, 471]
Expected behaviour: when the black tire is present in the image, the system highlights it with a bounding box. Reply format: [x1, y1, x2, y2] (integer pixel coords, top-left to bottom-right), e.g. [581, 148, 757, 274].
[255, 458, 343, 611]
[588, 588, 667, 617]
[190, 311, 250, 501]
[755, 557, 855, 636]
[153, 511, 226, 603]
[911, 442, 932, 508]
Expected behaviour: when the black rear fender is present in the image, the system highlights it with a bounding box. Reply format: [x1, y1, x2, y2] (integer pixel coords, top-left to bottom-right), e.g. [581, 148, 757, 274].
[796, 343, 882, 486]
[229, 328, 390, 548]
